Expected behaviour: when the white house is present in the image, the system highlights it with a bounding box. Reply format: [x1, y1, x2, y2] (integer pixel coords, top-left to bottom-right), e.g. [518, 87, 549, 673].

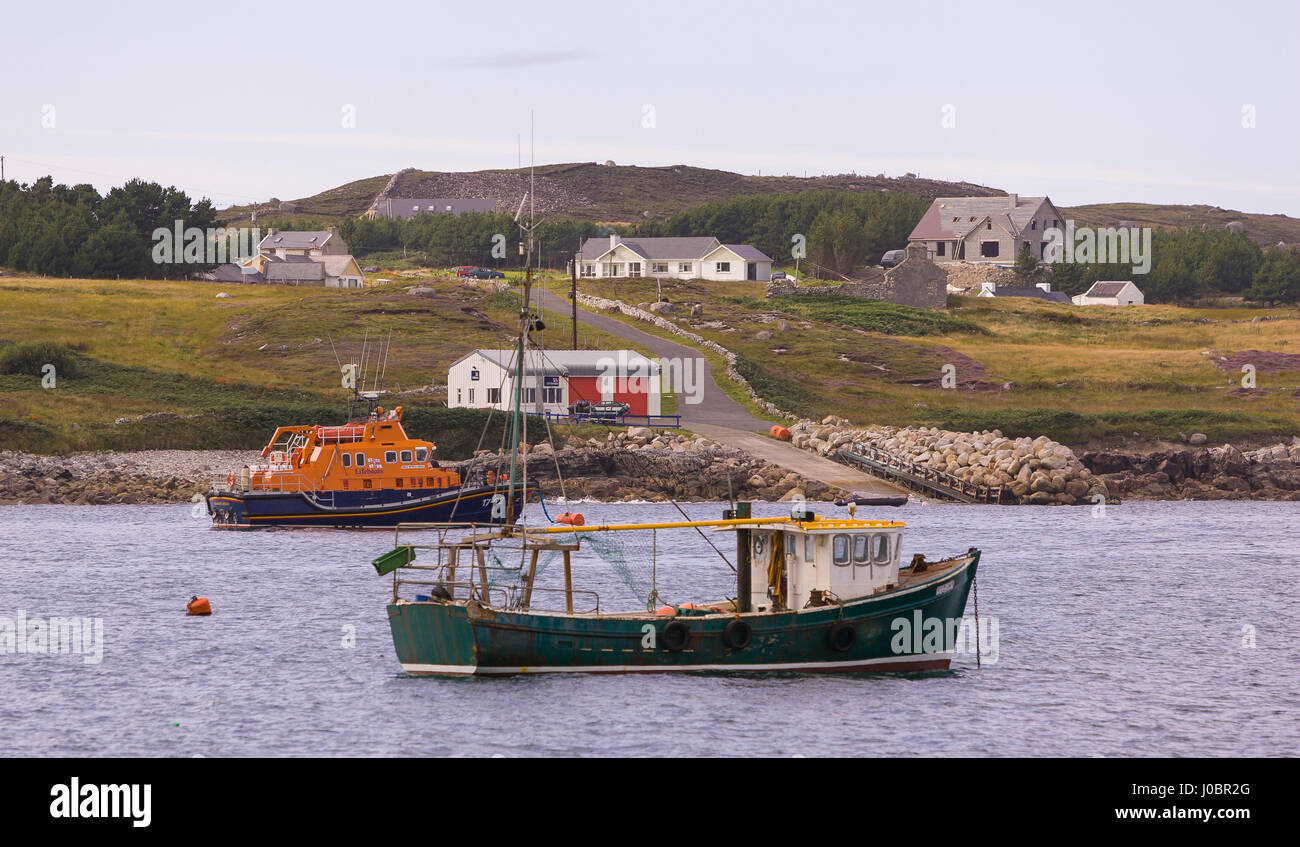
[1072, 280, 1144, 306]
[576, 235, 773, 281]
[231, 227, 366, 288]
[447, 349, 662, 417]
[908, 195, 1065, 264]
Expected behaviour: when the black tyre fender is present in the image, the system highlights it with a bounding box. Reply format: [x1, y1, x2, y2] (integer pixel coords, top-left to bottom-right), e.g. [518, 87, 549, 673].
[828, 621, 856, 652]
[661, 620, 690, 652]
[722, 618, 752, 650]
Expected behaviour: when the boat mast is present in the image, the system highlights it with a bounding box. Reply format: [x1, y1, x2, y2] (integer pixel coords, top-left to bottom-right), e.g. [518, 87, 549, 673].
[506, 111, 537, 526]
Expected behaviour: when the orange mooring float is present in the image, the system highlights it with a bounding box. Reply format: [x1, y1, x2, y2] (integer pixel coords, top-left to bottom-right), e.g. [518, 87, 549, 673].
[769, 424, 791, 441]
[186, 596, 212, 616]
[556, 512, 585, 526]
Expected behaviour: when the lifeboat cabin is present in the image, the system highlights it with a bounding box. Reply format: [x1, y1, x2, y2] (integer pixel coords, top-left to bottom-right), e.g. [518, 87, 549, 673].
[206, 405, 522, 528]
[744, 517, 905, 612]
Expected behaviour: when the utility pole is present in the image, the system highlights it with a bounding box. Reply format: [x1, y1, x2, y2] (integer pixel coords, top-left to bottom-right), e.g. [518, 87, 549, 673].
[1, 156, 5, 182]
[570, 250, 578, 349]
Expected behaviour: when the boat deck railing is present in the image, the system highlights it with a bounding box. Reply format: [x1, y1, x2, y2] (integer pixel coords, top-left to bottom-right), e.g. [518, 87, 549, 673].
[209, 472, 338, 507]
[383, 522, 601, 614]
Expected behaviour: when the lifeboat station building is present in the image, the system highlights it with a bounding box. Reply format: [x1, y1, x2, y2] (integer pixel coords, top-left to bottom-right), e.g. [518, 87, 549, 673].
[447, 349, 662, 417]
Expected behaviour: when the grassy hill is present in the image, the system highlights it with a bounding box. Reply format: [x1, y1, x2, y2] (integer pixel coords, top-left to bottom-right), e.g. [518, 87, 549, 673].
[216, 163, 1004, 227]
[0, 275, 632, 454]
[215, 163, 1300, 249]
[541, 276, 1300, 448]
[1064, 202, 1300, 247]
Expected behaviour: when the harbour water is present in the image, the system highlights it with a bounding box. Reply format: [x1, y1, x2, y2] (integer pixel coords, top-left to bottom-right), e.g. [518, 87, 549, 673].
[1, 500, 1296, 757]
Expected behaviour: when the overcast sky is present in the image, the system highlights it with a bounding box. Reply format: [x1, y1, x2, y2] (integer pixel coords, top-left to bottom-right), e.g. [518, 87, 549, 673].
[3, 0, 1297, 214]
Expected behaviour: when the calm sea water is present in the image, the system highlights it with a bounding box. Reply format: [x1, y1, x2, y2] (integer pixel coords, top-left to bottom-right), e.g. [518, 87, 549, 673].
[0, 500, 1296, 757]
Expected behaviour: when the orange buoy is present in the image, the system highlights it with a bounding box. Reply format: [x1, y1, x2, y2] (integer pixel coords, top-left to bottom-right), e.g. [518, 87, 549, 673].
[186, 596, 211, 616]
[556, 513, 585, 526]
[769, 425, 791, 441]
[654, 605, 677, 616]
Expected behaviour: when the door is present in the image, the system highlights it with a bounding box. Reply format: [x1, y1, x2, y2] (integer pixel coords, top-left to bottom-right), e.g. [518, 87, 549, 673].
[747, 262, 757, 280]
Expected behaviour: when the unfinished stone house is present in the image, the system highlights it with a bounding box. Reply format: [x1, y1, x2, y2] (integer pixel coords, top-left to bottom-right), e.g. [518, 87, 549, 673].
[909, 194, 1064, 264]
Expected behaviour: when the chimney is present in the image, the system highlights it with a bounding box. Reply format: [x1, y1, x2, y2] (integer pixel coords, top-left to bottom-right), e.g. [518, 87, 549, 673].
[327, 226, 339, 236]
[609, 233, 619, 250]
[268, 227, 278, 237]
[1036, 282, 1051, 293]
[980, 281, 996, 296]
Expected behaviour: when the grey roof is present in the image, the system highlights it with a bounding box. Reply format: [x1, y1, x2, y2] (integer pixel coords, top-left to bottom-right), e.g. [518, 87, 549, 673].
[376, 198, 497, 219]
[577, 236, 722, 262]
[211, 263, 246, 282]
[719, 243, 773, 262]
[1084, 281, 1131, 297]
[909, 196, 1055, 241]
[265, 261, 325, 282]
[457, 349, 659, 378]
[258, 230, 336, 251]
[990, 286, 1071, 303]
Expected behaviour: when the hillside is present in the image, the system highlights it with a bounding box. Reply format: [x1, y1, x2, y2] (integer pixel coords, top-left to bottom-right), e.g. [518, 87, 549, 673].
[217, 163, 1003, 226]
[215, 163, 1300, 247]
[1063, 202, 1300, 247]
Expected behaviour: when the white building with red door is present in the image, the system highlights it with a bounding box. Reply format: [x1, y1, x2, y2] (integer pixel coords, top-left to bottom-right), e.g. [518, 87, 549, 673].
[447, 349, 662, 416]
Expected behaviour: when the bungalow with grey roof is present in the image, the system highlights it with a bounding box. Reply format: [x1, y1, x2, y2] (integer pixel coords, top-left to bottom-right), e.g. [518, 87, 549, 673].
[366, 197, 498, 220]
[576, 234, 773, 281]
[1071, 280, 1144, 306]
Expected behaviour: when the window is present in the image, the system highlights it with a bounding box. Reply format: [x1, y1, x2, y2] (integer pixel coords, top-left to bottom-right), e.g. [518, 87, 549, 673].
[986, 221, 992, 230]
[468, 388, 475, 404]
[395, 477, 403, 488]
[753, 535, 765, 556]
[354, 452, 365, 466]
[872, 534, 891, 564]
[852, 535, 870, 566]
[678, 262, 692, 273]
[341, 453, 352, 468]
[523, 388, 536, 404]
[456, 388, 462, 404]
[384, 451, 397, 464]
[1031, 219, 1037, 230]
[980, 241, 1000, 258]
[715, 262, 730, 273]
[628, 262, 641, 277]
[363, 479, 373, 489]
[581, 263, 595, 278]
[487, 387, 501, 404]
[542, 387, 563, 404]
[603, 263, 622, 276]
[412, 205, 420, 212]
[1053, 219, 1059, 228]
[935, 241, 945, 257]
[414, 447, 428, 462]
[805, 535, 814, 561]
[400, 450, 413, 463]
[832, 534, 850, 567]
[651, 262, 668, 273]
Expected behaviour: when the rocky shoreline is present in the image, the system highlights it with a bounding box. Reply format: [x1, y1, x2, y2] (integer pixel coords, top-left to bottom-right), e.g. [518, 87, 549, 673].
[0, 432, 838, 506]
[3, 425, 1298, 506]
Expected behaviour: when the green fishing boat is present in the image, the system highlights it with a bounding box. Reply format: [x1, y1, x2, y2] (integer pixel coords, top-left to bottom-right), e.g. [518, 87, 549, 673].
[373, 509, 980, 675]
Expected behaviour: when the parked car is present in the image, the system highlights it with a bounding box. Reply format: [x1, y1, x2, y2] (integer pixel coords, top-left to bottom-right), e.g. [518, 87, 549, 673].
[880, 249, 906, 268]
[363, 266, 380, 273]
[453, 265, 477, 277]
[589, 400, 631, 420]
[770, 270, 787, 280]
[468, 267, 505, 279]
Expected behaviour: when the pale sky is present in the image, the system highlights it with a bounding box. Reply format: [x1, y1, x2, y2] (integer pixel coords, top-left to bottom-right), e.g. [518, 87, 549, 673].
[2, 0, 1298, 215]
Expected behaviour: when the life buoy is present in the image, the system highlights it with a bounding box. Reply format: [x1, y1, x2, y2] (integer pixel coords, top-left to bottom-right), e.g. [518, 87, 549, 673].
[661, 620, 690, 652]
[226, 472, 235, 488]
[723, 618, 752, 650]
[828, 621, 856, 652]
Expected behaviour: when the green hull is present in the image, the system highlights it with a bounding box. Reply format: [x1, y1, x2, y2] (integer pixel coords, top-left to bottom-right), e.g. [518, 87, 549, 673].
[386, 551, 979, 675]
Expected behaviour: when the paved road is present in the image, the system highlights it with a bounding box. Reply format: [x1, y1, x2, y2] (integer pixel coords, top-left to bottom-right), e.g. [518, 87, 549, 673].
[529, 287, 901, 497]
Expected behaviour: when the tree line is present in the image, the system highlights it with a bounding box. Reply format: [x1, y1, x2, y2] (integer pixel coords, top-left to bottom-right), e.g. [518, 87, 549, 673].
[1031, 228, 1300, 305]
[0, 177, 218, 279]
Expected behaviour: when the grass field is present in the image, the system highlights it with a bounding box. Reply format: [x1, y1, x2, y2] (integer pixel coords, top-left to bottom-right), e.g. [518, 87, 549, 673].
[0, 275, 651, 455]
[543, 276, 1300, 448]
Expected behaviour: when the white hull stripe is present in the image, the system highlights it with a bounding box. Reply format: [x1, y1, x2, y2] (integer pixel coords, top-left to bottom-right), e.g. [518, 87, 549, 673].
[401, 652, 954, 676]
